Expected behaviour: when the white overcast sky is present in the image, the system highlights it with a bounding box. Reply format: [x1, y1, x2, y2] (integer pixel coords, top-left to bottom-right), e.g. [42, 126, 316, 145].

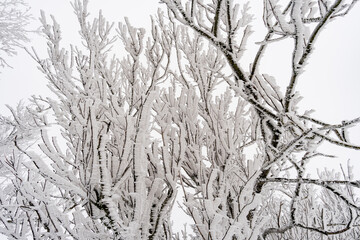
[0, 0, 360, 237]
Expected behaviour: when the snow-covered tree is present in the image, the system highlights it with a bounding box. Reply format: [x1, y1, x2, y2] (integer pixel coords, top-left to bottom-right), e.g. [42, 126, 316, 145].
[1, 0, 179, 238]
[1, 0, 360, 239]
[162, 0, 360, 239]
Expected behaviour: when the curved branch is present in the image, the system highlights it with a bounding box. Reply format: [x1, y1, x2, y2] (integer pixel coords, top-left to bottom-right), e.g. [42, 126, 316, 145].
[284, 0, 345, 112]
[314, 132, 360, 150]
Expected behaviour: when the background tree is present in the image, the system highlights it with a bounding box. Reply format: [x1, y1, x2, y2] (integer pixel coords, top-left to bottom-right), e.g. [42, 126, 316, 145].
[0, 101, 47, 238]
[0, 0, 32, 68]
[0, 0, 360, 239]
